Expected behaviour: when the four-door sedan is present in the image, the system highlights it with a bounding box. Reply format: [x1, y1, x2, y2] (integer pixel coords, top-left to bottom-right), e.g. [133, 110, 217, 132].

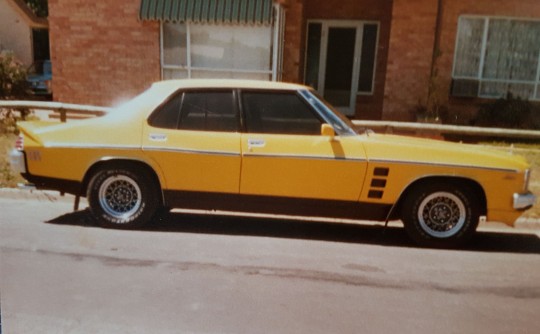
[10, 79, 536, 247]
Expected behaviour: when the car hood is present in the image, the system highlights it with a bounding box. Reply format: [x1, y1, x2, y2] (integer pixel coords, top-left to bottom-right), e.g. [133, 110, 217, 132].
[361, 133, 529, 172]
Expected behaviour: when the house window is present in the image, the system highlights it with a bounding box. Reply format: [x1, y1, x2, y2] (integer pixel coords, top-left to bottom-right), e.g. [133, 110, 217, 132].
[453, 16, 540, 100]
[162, 22, 274, 80]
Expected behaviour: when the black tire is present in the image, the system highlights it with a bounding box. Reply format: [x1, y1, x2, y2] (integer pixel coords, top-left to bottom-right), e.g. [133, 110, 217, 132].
[87, 167, 160, 229]
[401, 183, 480, 248]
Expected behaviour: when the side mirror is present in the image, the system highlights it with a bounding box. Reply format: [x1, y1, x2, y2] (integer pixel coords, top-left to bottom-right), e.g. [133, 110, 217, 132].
[321, 124, 335, 137]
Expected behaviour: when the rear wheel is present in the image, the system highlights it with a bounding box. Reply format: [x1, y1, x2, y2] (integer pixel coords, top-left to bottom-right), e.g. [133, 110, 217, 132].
[87, 167, 160, 229]
[401, 183, 480, 247]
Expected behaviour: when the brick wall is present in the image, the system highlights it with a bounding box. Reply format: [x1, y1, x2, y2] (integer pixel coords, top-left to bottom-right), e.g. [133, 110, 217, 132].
[383, 0, 438, 121]
[384, 0, 540, 122]
[439, 0, 540, 123]
[48, 0, 160, 106]
[281, 0, 304, 84]
[47, 0, 540, 119]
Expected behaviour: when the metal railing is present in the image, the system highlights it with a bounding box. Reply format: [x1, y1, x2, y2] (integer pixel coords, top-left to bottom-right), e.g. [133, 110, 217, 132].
[353, 120, 540, 141]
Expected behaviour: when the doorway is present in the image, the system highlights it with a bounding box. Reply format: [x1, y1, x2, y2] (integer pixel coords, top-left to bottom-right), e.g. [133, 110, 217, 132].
[305, 20, 378, 116]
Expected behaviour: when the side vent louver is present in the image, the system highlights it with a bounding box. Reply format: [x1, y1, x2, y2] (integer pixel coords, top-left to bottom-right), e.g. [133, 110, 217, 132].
[368, 167, 389, 199]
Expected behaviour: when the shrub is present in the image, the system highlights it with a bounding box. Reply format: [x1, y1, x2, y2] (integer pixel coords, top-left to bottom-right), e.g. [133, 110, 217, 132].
[474, 94, 540, 130]
[0, 52, 29, 99]
[0, 52, 31, 133]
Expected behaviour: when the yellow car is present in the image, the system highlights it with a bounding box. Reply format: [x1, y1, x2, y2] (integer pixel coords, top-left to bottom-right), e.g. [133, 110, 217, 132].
[9, 79, 536, 247]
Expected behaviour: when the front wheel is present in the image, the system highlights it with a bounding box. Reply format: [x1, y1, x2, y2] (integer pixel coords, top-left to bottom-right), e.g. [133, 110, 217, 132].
[87, 167, 160, 229]
[401, 183, 480, 248]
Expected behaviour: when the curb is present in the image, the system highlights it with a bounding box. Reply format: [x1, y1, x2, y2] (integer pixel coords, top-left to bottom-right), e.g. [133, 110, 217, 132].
[1, 188, 539, 231]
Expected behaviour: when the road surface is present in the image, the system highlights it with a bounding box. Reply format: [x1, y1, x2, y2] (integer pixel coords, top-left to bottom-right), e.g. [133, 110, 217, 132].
[1, 190, 540, 333]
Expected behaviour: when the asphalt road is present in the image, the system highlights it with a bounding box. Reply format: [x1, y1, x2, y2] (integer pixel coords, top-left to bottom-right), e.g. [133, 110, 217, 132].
[1, 191, 540, 333]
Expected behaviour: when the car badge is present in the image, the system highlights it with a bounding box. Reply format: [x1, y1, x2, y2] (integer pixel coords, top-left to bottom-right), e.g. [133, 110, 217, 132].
[149, 133, 167, 142]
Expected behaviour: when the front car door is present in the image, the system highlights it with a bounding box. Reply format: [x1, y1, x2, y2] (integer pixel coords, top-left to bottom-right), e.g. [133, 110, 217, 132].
[142, 89, 241, 194]
[239, 90, 367, 201]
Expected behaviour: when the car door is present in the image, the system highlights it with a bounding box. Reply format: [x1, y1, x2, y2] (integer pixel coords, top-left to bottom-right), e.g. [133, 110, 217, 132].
[239, 90, 367, 201]
[142, 90, 241, 194]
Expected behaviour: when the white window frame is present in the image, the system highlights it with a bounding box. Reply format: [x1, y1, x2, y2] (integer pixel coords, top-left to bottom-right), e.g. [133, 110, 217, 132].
[159, 4, 283, 81]
[452, 15, 540, 101]
[302, 20, 379, 116]
[304, 20, 380, 96]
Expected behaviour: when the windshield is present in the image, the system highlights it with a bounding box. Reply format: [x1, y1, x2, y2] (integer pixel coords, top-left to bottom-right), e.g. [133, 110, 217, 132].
[298, 89, 359, 136]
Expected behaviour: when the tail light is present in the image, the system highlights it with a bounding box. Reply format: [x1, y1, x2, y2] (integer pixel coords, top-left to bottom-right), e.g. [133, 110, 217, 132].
[15, 134, 24, 151]
[524, 169, 531, 192]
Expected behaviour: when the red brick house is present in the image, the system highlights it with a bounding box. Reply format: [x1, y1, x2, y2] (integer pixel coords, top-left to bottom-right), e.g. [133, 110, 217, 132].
[48, 0, 540, 122]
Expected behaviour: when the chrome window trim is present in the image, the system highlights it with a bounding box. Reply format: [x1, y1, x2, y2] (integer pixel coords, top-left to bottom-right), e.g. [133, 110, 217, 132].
[143, 146, 240, 157]
[45, 144, 140, 150]
[242, 152, 366, 162]
[368, 158, 519, 173]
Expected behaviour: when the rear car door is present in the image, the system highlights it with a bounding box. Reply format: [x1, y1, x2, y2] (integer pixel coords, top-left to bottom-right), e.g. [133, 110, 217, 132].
[142, 89, 241, 194]
[239, 90, 367, 201]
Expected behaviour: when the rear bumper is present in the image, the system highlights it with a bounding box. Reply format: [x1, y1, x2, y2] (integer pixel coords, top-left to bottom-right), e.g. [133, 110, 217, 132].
[513, 192, 536, 210]
[10, 149, 82, 195]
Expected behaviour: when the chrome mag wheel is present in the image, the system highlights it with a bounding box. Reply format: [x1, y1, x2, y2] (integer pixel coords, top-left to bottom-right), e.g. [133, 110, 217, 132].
[417, 191, 466, 238]
[98, 174, 142, 220]
[401, 182, 480, 247]
[87, 166, 161, 229]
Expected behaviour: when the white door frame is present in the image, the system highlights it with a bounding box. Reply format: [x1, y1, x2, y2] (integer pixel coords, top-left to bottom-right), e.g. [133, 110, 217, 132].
[306, 20, 378, 116]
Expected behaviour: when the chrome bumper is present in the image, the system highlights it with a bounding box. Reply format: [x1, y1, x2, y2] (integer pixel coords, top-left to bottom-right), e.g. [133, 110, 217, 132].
[9, 149, 26, 174]
[513, 192, 536, 210]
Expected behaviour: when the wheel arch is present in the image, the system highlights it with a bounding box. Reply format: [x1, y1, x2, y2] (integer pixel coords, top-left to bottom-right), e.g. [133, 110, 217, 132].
[390, 176, 487, 220]
[82, 158, 164, 205]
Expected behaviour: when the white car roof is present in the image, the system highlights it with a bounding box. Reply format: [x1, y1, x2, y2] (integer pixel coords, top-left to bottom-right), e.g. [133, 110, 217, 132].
[152, 79, 309, 91]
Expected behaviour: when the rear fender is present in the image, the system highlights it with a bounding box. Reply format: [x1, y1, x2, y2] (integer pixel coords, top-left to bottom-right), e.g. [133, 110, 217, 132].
[81, 158, 165, 205]
[17, 121, 59, 147]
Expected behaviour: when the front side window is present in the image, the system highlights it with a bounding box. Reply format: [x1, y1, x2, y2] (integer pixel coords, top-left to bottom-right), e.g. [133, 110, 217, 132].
[242, 92, 323, 135]
[453, 16, 540, 100]
[148, 90, 238, 132]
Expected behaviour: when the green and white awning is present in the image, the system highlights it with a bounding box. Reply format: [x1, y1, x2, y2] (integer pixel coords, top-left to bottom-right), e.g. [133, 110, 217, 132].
[139, 0, 274, 25]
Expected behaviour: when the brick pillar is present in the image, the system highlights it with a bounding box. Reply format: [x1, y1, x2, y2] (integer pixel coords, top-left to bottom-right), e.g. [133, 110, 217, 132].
[280, 0, 304, 83]
[382, 0, 438, 121]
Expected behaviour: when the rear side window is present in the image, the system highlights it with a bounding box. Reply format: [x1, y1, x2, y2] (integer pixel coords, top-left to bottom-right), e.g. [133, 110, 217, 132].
[242, 91, 322, 135]
[180, 91, 237, 132]
[148, 94, 182, 129]
[148, 90, 238, 132]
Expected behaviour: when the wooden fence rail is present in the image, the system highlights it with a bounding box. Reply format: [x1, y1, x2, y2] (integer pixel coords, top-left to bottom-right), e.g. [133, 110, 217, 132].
[0, 101, 111, 122]
[353, 120, 540, 140]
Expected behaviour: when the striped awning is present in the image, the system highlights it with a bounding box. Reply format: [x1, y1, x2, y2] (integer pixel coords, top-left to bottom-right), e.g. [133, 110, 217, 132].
[139, 0, 274, 25]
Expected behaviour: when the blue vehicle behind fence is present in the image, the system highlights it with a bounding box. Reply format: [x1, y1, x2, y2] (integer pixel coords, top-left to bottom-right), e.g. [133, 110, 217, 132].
[27, 60, 52, 98]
